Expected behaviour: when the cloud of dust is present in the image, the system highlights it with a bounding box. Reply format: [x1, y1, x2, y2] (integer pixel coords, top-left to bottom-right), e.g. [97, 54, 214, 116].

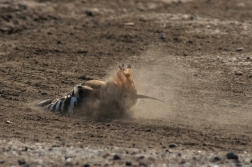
[130, 48, 184, 121]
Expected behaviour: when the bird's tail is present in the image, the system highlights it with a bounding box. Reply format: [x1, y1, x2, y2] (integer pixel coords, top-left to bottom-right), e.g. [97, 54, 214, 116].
[137, 94, 164, 102]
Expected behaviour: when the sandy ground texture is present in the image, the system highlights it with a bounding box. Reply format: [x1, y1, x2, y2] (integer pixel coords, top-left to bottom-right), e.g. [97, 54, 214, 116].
[1, 0, 252, 166]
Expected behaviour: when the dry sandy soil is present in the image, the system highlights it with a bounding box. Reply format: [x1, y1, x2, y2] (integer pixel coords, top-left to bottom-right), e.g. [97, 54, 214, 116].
[1, 0, 252, 166]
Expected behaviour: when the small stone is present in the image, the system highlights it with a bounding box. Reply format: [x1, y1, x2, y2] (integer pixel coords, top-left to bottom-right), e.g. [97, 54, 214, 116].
[85, 10, 94, 17]
[18, 159, 26, 165]
[188, 40, 193, 44]
[113, 154, 121, 160]
[6, 120, 11, 124]
[169, 143, 177, 148]
[125, 162, 132, 166]
[190, 15, 196, 20]
[138, 156, 144, 159]
[226, 152, 239, 160]
[83, 164, 90, 167]
[160, 33, 165, 40]
[22, 146, 28, 151]
[212, 156, 221, 162]
[235, 71, 243, 75]
[236, 48, 243, 52]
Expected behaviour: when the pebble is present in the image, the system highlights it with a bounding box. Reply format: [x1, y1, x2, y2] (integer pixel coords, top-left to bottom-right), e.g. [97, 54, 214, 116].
[18, 159, 26, 165]
[113, 154, 121, 160]
[212, 156, 221, 162]
[226, 152, 239, 160]
[85, 10, 94, 17]
[125, 161, 132, 166]
[169, 143, 177, 148]
[138, 156, 145, 159]
[6, 120, 11, 124]
[236, 48, 243, 52]
[160, 33, 165, 40]
[234, 71, 243, 76]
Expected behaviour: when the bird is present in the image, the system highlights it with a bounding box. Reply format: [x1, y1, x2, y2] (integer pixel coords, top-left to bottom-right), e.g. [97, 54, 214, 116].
[36, 64, 163, 117]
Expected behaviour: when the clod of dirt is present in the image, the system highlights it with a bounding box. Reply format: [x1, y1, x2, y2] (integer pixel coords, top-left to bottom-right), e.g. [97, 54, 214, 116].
[226, 152, 239, 160]
[113, 154, 121, 160]
[169, 143, 177, 148]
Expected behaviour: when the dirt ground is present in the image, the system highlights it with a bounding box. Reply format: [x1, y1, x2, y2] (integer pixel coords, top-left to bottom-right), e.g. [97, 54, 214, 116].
[1, 0, 252, 166]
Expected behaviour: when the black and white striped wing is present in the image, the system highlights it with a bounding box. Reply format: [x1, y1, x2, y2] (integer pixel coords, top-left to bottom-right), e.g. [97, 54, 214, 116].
[41, 85, 93, 115]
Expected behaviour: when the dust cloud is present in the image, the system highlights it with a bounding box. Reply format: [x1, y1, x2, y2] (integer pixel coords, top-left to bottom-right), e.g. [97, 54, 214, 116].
[129, 46, 252, 130]
[129, 47, 190, 121]
[85, 46, 195, 122]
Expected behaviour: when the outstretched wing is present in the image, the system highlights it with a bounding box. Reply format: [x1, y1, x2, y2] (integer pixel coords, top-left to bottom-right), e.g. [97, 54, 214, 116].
[37, 85, 93, 115]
